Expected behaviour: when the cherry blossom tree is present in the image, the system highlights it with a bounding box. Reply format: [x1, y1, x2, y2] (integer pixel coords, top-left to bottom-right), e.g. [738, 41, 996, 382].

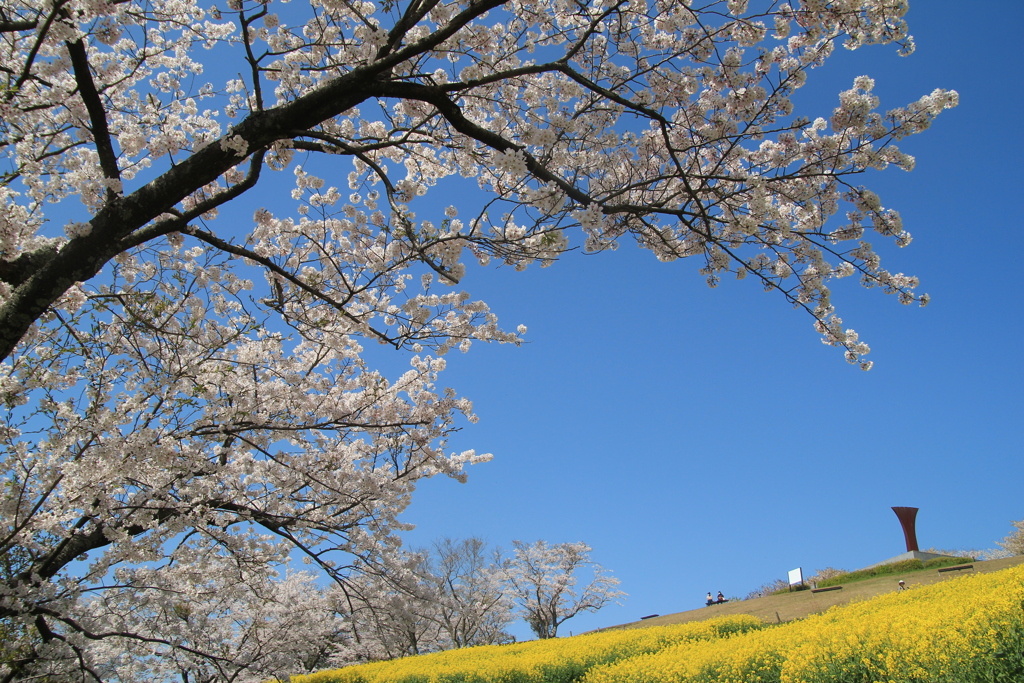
[807, 566, 846, 585]
[0, 0, 956, 678]
[502, 540, 624, 639]
[744, 577, 791, 600]
[340, 538, 512, 658]
[418, 536, 513, 648]
[1, 564, 349, 681]
[996, 519, 1024, 557]
[342, 557, 447, 660]
[84, 569, 349, 682]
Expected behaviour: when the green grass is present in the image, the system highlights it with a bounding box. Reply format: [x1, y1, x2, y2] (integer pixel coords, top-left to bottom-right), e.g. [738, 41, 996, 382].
[815, 555, 974, 588]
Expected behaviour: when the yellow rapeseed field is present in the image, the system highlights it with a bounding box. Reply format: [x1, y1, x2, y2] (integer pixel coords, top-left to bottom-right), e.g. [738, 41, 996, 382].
[296, 564, 1024, 683]
[294, 615, 762, 683]
[584, 563, 1024, 683]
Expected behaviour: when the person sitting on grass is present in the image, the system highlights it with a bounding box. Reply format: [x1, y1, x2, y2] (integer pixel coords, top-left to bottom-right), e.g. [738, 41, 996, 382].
[716, 591, 727, 603]
[706, 592, 714, 606]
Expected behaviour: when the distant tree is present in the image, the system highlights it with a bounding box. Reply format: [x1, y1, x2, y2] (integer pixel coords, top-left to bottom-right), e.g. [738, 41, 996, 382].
[502, 541, 624, 639]
[919, 547, 979, 560]
[744, 578, 790, 600]
[996, 519, 1024, 557]
[420, 537, 514, 648]
[344, 560, 445, 661]
[343, 538, 514, 657]
[807, 567, 847, 585]
[84, 569, 346, 683]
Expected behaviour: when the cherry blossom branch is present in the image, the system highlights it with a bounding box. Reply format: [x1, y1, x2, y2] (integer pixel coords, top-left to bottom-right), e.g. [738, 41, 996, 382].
[179, 224, 402, 348]
[377, 82, 593, 207]
[8, 1, 63, 96]
[116, 150, 268, 251]
[0, 19, 37, 33]
[238, 6, 269, 111]
[381, 0, 442, 59]
[0, 0, 510, 364]
[33, 607, 247, 668]
[65, 39, 121, 192]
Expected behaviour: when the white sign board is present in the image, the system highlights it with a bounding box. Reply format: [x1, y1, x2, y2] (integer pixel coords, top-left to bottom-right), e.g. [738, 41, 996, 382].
[788, 567, 803, 586]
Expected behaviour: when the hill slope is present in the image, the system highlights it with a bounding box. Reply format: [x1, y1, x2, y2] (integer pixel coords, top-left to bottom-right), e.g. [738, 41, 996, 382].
[604, 555, 1024, 630]
[299, 563, 1024, 683]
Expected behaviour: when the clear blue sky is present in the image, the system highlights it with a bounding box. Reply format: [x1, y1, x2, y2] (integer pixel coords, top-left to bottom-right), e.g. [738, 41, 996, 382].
[386, 0, 1024, 638]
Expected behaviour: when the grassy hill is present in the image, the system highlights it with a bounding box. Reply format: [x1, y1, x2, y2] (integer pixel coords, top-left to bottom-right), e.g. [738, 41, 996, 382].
[603, 554, 1024, 630]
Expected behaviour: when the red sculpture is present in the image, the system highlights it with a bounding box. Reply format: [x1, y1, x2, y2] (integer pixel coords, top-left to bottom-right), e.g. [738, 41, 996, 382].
[892, 506, 920, 552]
